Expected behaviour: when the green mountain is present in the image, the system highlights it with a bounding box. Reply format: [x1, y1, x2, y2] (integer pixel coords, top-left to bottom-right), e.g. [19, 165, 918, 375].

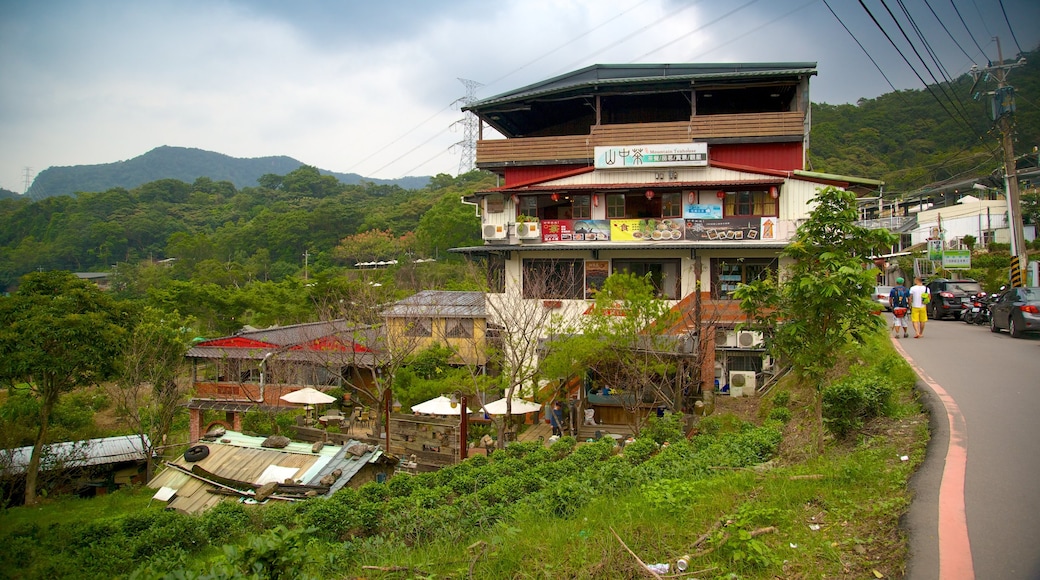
[809, 47, 1040, 193]
[25, 146, 430, 199]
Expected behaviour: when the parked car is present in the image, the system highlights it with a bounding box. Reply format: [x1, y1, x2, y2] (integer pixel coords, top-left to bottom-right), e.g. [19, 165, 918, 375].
[989, 287, 1040, 338]
[874, 285, 894, 311]
[926, 278, 982, 320]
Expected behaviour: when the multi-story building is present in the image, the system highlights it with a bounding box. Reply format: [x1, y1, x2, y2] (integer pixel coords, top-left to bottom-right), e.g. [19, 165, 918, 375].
[451, 62, 882, 418]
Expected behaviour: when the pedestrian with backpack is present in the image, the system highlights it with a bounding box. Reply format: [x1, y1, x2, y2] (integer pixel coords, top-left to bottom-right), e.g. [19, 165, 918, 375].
[889, 277, 911, 338]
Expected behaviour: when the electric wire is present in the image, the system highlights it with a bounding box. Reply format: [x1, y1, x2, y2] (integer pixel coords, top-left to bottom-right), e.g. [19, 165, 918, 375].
[921, 0, 976, 64]
[996, 0, 1023, 56]
[687, 0, 817, 62]
[633, 0, 762, 61]
[947, 0, 986, 59]
[821, 0, 903, 97]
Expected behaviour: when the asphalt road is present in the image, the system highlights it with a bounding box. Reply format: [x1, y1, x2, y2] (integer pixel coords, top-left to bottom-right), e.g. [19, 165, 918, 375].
[897, 316, 1040, 580]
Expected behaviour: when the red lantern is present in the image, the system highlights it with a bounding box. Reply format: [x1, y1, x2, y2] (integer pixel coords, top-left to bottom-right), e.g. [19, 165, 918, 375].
[770, 186, 779, 199]
[645, 190, 655, 200]
[593, 194, 599, 207]
[716, 190, 726, 199]
[551, 193, 559, 202]
[689, 191, 696, 204]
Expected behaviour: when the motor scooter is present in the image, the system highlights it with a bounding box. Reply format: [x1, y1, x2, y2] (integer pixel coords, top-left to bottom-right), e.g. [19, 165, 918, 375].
[963, 292, 988, 325]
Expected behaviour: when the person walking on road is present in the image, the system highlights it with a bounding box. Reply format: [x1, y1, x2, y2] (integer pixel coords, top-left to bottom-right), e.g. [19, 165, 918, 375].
[889, 277, 911, 338]
[908, 277, 930, 338]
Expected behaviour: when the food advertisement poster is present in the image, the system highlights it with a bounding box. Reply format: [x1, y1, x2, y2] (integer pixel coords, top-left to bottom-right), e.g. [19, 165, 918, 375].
[584, 260, 610, 297]
[610, 218, 685, 242]
[684, 217, 765, 241]
[540, 220, 610, 242]
[684, 203, 723, 220]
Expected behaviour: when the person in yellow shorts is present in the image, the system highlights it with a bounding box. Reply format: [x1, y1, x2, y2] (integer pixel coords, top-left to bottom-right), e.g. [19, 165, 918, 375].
[908, 277, 931, 338]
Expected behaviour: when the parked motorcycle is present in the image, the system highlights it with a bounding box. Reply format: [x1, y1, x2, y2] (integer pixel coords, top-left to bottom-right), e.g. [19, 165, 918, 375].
[963, 292, 988, 325]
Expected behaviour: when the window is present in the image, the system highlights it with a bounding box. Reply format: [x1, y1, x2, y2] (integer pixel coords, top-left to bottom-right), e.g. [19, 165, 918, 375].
[403, 318, 433, 337]
[522, 259, 585, 299]
[572, 195, 591, 219]
[724, 190, 777, 217]
[606, 194, 626, 218]
[710, 258, 777, 299]
[445, 318, 474, 339]
[612, 259, 682, 299]
[519, 196, 538, 218]
[661, 192, 682, 218]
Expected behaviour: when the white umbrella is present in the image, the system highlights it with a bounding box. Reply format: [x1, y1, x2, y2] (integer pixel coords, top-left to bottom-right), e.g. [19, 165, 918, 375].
[483, 397, 542, 415]
[411, 395, 472, 415]
[280, 387, 336, 405]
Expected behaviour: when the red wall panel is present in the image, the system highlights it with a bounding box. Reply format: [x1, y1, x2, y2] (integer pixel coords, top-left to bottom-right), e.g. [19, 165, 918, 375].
[709, 142, 804, 172]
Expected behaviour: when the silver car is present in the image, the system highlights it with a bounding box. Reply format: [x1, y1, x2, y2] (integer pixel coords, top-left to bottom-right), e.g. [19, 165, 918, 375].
[990, 287, 1040, 338]
[874, 286, 894, 311]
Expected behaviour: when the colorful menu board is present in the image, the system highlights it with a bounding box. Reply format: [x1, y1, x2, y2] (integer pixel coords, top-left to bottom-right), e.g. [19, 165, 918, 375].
[540, 220, 610, 242]
[610, 218, 685, 242]
[684, 217, 771, 241]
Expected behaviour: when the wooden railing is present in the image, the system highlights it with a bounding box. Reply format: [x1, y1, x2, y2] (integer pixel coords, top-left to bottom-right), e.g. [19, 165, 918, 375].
[476, 112, 805, 164]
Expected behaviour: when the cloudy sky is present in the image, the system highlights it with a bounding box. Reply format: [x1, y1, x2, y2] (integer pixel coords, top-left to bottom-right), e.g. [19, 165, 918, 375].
[1, 0, 1037, 193]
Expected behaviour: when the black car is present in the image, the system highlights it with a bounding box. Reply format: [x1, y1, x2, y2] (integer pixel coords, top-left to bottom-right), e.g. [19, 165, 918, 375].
[926, 278, 982, 320]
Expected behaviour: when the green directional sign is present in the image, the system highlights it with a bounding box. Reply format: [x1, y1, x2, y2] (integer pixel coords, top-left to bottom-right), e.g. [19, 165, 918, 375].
[942, 250, 971, 270]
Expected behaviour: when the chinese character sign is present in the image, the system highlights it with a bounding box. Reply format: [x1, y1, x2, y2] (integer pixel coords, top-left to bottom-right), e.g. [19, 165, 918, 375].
[594, 143, 708, 169]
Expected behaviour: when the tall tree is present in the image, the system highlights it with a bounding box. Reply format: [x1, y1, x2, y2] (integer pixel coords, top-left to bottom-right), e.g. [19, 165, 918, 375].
[0, 271, 130, 504]
[733, 186, 894, 454]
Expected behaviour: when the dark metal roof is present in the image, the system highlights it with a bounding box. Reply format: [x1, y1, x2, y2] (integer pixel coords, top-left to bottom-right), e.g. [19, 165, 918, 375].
[465, 63, 818, 111]
[383, 290, 486, 318]
[2, 435, 149, 477]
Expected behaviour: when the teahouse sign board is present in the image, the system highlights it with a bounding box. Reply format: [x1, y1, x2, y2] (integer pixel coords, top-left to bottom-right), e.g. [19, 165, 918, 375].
[594, 143, 708, 169]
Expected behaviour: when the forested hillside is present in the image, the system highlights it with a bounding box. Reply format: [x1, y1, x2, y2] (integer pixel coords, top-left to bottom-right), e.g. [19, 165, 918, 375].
[0, 168, 490, 332]
[25, 146, 429, 200]
[809, 47, 1040, 192]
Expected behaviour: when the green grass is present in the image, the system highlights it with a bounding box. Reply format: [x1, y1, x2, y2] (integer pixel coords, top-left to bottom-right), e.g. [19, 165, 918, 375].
[0, 484, 153, 530]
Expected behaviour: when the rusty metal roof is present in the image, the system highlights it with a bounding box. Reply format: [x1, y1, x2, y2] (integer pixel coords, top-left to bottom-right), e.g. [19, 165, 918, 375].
[2, 435, 150, 477]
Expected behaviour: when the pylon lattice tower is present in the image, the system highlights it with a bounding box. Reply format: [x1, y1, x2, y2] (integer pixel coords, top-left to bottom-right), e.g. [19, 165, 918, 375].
[455, 78, 483, 175]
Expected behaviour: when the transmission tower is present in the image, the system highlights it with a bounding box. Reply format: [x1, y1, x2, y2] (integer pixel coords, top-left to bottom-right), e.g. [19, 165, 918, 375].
[22, 167, 33, 195]
[453, 78, 483, 175]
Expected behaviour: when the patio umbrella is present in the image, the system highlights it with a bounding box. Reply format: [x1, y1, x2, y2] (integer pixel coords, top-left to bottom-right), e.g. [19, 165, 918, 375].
[279, 387, 336, 405]
[411, 395, 472, 415]
[482, 397, 542, 415]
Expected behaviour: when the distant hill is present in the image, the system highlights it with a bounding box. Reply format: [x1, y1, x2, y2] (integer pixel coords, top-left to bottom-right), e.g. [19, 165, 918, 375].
[0, 187, 19, 201]
[25, 146, 430, 199]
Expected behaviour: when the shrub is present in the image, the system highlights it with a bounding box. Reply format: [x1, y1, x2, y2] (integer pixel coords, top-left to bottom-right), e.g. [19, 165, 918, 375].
[772, 390, 791, 408]
[823, 371, 895, 439]
[767, 406, 792, 423]
[641, 412, 684, 444]
[200, 501, 251, 545]
[622, 437, 658, 465]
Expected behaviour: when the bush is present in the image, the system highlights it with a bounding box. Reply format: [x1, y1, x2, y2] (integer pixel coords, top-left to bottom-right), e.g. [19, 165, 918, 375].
[772, 390, 791, 408]
[823, 371, 895, 439]
[641, 412, 684, 444]
[767, 406, 792, 423]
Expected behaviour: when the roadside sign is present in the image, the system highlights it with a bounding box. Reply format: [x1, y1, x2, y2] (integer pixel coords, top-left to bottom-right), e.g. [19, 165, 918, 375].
[942, 250, 971, 270]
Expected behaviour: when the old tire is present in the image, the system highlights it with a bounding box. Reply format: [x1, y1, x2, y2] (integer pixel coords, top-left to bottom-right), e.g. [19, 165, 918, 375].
[184, 445, 210, 462]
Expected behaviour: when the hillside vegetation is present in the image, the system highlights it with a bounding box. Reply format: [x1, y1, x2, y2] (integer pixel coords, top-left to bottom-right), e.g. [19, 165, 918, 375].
[809, 47, 1040, 192]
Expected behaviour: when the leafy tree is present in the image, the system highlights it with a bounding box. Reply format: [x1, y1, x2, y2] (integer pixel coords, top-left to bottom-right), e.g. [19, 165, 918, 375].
[109, 307, 192, 481]
[0, 271, 131, 504]
[734, 186, 895, 454]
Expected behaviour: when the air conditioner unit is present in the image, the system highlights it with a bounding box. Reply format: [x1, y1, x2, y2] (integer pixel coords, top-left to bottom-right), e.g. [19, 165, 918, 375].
[482, 223, 507, 240]
[728, 370, 757, 397]
[516, 221, 541, 240]
[735, 331, 764, 348]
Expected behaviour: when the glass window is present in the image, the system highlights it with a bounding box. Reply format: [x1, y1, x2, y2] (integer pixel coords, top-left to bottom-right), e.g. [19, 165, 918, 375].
[519, 196, 538, 218]
[724, 190, 777, 217]
[522, 259, 585, 299]
[612, 259, 682, 299]
[403, 318, 433, 337]
[606, 194, 626, 218]
[710, 258, 777, 299]
[445, 319, 474, 339]
[572, 195, 591, 219]
[661, 192, 682, 218]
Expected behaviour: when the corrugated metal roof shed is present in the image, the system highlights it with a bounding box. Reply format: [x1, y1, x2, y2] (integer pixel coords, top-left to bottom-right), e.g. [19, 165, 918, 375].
[1, 435, 150, 477]
[382, 290, 486, 319]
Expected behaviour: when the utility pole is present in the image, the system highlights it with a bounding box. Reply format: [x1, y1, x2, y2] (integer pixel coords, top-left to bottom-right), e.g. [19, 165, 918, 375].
[970, 37, 1027, 286]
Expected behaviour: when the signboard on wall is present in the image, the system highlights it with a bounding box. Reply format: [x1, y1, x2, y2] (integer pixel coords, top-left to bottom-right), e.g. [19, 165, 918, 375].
[540, 220, 610, 242]
[610, 218, 685, 241]
[684, 203, 723, 220]
[594, 142, 708, 169]
[584, 260, 609, 297]
[684, 217, 771, 241]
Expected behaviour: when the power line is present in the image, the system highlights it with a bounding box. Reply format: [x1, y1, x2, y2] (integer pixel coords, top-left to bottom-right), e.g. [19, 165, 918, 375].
[921, 0, 976, 65]
[634, 0, 761, 61]
[996, 0, 1023, 56]
[822, 0, 903, 97]
[344, 101, 456, 174]
[947, 0, 986, 58]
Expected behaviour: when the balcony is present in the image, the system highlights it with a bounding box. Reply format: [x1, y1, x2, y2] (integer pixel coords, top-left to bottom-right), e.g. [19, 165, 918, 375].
[476, 112, 806, 166]
[856, 215, 916, 233]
